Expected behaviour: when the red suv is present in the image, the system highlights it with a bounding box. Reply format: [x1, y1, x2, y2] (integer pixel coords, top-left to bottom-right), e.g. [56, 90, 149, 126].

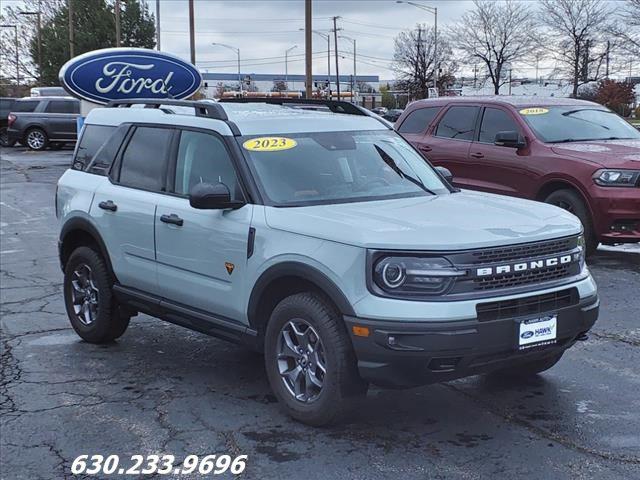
[395, 97, 640, 252]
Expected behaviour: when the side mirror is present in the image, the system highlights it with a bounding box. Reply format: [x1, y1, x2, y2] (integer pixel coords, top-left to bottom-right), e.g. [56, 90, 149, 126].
[435, 166, 453, 183]
[495, 131, 526, 149]
[189, 182, 244, 210]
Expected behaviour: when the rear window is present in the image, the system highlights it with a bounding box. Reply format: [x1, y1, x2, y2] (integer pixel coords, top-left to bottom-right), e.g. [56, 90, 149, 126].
[45, 100, 79, 114]
[435, 106, 479, 141]
[397, 107, 441, 134]
[12, 100, 40, 112]
[72, 125, 117, 172]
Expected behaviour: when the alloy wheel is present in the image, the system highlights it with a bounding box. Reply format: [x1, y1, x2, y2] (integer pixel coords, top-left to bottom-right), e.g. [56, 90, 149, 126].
[70, 264, 100, 326]
[27, 130, 45, 150]
[277, 319, 326, 403]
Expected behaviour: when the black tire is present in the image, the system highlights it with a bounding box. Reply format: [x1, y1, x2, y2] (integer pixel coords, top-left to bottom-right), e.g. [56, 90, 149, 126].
[545, 189, 598, 254]
[24, 127, 49, 151]
[63, 246, 130, 343]
[264, 292, 367, 426]
[0, 127, 16, 147]
[492, 352, 563, 378]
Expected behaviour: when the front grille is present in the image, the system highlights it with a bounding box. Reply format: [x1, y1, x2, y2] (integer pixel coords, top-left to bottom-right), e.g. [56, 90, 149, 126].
[476, 288, 578, 322]
[473, 264, 573, 291]
[471, 237, 573, 263]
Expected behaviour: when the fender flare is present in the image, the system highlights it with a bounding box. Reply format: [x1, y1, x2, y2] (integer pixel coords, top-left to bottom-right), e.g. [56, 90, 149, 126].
[59, 216, 115, 278]
[247, 262, 356, 328]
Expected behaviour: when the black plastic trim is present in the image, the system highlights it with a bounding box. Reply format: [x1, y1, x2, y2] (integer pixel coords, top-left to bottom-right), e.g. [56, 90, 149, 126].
[59, 217, 116, 280]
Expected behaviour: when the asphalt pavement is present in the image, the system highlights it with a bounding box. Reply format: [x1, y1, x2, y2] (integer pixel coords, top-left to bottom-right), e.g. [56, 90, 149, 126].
[1, 146, 639, 480]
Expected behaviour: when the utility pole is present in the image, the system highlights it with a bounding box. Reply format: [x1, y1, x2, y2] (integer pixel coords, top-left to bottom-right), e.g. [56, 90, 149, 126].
[155, 0, 161, 50]
[0, 24, 19, 88]
[473, 64, 477, 89]
[605, 40, 610, 79]
[332, 16, 341, 99]
[115, 0, 121, 47]
[417, 26, 422, 98]
[304, 0, 312, 99]
[188, 0, 196, 65]
[68, 0, 74, 57]
[508, 69, 513, 95]
[397, 1, 437, 90]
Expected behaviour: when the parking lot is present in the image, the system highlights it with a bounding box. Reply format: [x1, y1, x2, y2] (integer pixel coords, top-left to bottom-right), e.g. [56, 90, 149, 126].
[1, 145, 639, 479]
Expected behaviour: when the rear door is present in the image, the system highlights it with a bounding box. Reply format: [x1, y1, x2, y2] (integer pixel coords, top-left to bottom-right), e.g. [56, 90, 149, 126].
[396, 106, 442, 157]
[155, 129, 253, 322]
[424, 105, 479, 186]
[44, 99, 80, 139]
[90, 125, 175, 295]
[466, 106, 532, 196]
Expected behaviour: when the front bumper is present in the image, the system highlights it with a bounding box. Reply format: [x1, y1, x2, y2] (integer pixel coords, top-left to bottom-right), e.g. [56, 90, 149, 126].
[588, 185, 640, 243]
[345, 293, 598, 388]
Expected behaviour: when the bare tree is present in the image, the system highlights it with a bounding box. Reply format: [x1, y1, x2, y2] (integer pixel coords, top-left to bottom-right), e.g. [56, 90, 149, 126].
[449, 0, 537, 95]
[392, 25, 456, 100]
[539, 0, 611, 98]
[608, 0, 640, 57]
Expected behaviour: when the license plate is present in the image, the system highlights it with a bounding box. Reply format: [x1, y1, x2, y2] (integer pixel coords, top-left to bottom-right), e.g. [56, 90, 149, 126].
[518, 315, 557, 350]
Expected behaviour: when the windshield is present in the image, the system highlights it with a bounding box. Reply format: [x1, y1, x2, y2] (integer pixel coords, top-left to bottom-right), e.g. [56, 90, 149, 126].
[519, 106, 640, 143]
[240, 130, 450, 207]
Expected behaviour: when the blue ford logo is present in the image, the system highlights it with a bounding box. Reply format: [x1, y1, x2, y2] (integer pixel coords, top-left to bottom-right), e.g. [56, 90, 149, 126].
[59, 48, 202, 105]
[521, 331, 534, 339]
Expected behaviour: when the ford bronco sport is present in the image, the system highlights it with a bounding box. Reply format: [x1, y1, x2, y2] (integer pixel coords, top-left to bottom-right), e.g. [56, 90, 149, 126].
[57, 98, 599, 426]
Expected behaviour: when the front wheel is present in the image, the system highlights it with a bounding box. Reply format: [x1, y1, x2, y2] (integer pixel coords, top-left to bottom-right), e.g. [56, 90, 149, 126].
[545, 189, 598, 254]
[63, 246, 130, 343]
[264, 293, 367, 426]
[25, 128, 49, 151]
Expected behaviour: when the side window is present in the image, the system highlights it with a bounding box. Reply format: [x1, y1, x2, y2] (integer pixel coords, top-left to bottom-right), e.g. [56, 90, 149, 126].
[86, 125, 130, 175]
[45, 100, 79, 114]
[12, 100, 39, 112]
[397, 107, 441, 134]
[72, 125, 116, 171]
[173, 130, 241, 199]
[119, 126, 173, 191]
[479, 108, 520, 143]
[435, 106, 479, 141]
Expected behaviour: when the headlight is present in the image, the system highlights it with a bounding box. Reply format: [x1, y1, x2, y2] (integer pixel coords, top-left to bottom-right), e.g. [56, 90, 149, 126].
[593, 169, 639, 187]
[577, 234, 586, 271]
[373, 256, 464, 296]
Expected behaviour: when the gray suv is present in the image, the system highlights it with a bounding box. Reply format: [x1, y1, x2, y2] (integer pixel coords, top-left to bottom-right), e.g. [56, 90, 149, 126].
[57, 98, 599, 426]
[7, 96, 80, 150]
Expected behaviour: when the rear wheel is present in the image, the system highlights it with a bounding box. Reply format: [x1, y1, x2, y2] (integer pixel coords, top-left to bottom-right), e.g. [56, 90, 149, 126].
[545, 189, 597, 254]
[0, 127, 16, 147]
[63, 246, 130, 343]
[264, 292, 367, 426]
[25, 127, 49, 151]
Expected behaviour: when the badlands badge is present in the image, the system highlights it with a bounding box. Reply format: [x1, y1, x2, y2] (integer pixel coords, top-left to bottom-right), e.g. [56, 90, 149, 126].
[225, 262, 235, 275]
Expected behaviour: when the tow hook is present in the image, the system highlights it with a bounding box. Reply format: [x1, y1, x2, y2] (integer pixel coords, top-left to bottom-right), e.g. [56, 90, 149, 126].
[576, 333, 589, 341]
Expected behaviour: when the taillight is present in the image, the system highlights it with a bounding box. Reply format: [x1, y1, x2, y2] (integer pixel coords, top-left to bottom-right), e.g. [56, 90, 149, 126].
[7, 114, 16, 128]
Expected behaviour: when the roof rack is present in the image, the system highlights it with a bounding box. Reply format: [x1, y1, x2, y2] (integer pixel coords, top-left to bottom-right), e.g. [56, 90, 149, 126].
[219, 97, 391, 128]
[106, 99, 229, 121]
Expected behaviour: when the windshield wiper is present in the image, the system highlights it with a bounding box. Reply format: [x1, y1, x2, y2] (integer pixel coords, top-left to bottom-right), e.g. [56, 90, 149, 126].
[373, 145, 436, 195]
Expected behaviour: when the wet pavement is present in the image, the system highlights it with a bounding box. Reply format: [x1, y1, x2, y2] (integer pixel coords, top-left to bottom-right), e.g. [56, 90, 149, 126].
[1, 146, 639, 479]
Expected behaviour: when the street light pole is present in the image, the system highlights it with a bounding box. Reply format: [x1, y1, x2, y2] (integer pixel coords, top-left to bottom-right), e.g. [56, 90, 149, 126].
[339, 35, 356, 101]
[299, 29, 331, 82]
[1, 24, 19, 88]
[397, 1, 438, 91]
[285, 45, 298, 90]
[68, 0, 74, 58]
[212, 43, 242, 94]
[115, 0, 121, 47]
[19, 11, 42, 83]
[155, 0, 161, 50]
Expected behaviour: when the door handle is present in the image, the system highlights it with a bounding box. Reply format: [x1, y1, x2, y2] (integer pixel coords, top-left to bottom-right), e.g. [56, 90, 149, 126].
[98, 200, 117, 212]
[419, 145, 432, 152]
[470, 152, 485, 159]
[160, 213, 184, 226]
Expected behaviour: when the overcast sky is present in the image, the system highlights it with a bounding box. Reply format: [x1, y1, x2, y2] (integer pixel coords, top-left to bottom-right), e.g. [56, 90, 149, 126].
[2, 0, 636, 80]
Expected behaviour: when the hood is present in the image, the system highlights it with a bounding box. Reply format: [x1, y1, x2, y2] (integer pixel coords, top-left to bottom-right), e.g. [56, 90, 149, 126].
[551, 139, 640, 168]
[264, 191, 582, 250]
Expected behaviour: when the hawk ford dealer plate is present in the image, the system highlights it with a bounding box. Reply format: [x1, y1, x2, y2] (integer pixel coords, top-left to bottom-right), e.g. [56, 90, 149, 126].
[518, 315, 557, 350]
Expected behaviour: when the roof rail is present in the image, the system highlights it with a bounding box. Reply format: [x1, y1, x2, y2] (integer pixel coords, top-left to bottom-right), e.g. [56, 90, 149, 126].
[219, 97, 392, 129]
[106, 99, 229, 121]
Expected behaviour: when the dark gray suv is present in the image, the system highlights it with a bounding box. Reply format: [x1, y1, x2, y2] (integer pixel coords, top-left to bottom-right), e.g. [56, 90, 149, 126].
[7, 96, 80, 151]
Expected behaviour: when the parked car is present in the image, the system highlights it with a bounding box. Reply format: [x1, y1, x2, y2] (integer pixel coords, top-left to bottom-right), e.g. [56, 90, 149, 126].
[395, 97, 640, 252]
[7, 96, 80, 151]
[370, 106, 388, 116]
[1, 97, 18, 147]
[382, 108, 404, 123]
[57, 98, 597, 426]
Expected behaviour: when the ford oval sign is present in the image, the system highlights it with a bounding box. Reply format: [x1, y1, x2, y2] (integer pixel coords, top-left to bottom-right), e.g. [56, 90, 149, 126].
[59, 48, 202, 105]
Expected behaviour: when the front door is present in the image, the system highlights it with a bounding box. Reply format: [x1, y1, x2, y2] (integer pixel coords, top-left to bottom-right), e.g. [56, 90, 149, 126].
[155, 129, 253, 322]
[466, 106, 533, 197]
